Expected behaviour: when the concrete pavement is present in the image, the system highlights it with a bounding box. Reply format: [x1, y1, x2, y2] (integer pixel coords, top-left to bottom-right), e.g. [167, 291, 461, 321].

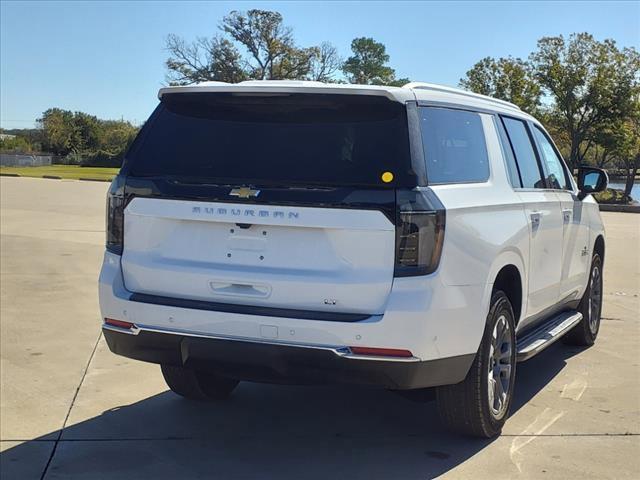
[1, 177, 639, 479]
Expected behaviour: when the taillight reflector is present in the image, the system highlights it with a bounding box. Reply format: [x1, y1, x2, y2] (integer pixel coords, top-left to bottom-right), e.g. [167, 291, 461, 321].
[104, 318, 134, 329]
[349, 346, 413, 358]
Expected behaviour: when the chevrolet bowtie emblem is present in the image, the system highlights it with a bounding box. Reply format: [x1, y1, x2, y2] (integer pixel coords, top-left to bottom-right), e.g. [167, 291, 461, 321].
[229, 187, 260, 199]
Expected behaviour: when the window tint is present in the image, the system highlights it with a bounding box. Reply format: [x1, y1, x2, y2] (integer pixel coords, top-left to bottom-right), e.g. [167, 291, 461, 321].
[532, 126, 569, 190]
[419, 107, 490, 184]
[127, 93, 415, 188]
[501, 117, 544, 189]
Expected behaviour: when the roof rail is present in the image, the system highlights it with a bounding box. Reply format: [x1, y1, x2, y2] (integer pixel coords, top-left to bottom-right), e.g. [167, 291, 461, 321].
[403, 82, 521, 111]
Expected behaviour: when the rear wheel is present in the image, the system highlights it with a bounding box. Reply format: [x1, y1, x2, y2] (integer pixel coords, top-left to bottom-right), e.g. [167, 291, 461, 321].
[562, 253, 603, 346]
[161, 364, 239, 401]
[436, 291, 516, 438]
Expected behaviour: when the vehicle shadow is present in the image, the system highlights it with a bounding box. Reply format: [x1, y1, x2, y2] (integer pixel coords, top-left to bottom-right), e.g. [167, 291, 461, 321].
[1, 342, 586, 479]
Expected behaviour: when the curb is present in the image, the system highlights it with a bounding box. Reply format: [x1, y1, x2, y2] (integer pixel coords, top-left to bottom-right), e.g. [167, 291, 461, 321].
[78, 177, 113, 182]
[599, 204, 640, 213]
[0, 174, 112, 182]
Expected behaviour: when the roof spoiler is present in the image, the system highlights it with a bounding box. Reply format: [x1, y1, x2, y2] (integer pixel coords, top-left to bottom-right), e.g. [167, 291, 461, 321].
[158, 81, 413, 102]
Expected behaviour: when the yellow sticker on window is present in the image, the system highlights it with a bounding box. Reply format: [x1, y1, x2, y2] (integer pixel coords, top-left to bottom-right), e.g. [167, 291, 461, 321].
[381, 171, 394, 183]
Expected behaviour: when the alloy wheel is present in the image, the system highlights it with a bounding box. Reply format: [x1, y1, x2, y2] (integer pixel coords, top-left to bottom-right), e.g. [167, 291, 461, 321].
[588, 264, 602, 335]
[487, 314, 513, 420]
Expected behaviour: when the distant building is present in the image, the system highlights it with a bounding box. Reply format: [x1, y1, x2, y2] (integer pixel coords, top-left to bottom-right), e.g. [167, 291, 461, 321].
[0, 134, 17, 140]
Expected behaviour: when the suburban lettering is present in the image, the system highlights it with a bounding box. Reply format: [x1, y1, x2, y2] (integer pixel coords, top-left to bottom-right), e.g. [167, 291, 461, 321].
[189, 206, 301, 220]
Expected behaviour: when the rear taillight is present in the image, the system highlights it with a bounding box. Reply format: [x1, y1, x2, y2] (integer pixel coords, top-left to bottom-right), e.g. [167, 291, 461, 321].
[106, 176, 125, 255]
[394, 188, 445, 277]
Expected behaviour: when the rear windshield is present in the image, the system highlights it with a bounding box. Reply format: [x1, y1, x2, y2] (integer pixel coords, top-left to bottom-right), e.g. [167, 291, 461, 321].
[126, 93, 415, 188]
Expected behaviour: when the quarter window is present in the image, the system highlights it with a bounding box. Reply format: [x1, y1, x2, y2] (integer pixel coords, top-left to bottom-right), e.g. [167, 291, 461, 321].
[532, 126, 570, 190]
[420, 107, 490, 184]
[495, 117, 522, 187]
[501, 117, 545, 189]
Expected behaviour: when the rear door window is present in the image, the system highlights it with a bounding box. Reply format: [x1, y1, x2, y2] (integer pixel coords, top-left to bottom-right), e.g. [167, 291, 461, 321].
[419, 107, 490, 184]
[501, 117, 545, 189]
[126, 93, 415, 188]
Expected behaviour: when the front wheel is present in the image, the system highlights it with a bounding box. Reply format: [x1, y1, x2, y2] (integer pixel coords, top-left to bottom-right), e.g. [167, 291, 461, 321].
[562, 253, 603, 346]
[436, 290, 517, 438]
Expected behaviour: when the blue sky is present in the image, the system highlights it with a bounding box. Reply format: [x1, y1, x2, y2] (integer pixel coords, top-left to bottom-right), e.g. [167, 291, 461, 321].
[1, 1, 638, 129]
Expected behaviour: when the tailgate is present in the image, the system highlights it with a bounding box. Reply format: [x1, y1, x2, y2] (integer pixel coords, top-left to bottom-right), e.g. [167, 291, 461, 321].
[121, 197, 396, 314]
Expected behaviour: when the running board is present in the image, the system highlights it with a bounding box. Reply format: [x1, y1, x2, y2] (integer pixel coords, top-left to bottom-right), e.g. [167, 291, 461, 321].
[516, 311, 583, 362]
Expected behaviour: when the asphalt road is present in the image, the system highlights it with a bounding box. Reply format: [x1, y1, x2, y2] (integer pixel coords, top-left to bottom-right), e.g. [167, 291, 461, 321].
[1, 177, 639, 479]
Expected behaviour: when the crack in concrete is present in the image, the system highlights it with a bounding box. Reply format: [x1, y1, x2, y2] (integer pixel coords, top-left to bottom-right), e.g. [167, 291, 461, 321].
[39, 330, 103, 480]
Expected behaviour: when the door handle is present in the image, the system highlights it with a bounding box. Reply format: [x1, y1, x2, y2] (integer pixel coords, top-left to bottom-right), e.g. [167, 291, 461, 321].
[563, 209, 572, 223]
[530, 212, 541, 227]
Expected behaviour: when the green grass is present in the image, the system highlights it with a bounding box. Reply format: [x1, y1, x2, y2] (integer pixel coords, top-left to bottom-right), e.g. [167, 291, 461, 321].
[0, 165, 119, 181]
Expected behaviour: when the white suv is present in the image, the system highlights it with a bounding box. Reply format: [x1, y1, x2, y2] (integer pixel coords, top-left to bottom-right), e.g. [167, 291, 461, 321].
[99, 80, 607, 437]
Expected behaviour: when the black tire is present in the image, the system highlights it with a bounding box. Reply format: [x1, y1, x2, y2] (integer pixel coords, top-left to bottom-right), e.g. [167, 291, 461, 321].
[562, 253, 603, 346]
[436, 291, 517, 438]
[161, 364, 239, 401]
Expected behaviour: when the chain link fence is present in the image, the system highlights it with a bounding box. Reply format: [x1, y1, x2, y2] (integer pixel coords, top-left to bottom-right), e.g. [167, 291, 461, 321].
[0, 153, 55, 167]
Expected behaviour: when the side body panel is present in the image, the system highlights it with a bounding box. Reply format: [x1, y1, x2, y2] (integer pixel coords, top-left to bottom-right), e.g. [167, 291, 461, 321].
[527, 119, 603, 304]
[557, 190, 591, 301]
[516, 190, 563, 327]
[583, 196, 606, 259]
[431, 114, 530, 335]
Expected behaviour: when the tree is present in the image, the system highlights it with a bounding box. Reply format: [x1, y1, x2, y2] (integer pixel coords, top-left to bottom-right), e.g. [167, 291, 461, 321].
[73, 112, 102, 152]
[165, 10, 340, 84]
[529, 33, 640, 170]
[36, 108, 139, 165]
[587, 118, 624, 168]
[342, 37, 407, 85]
[610, 100, 640, 197]
[460, 57, 542, 114]
[0, 135, 35, 153]
[221, 9, 296, 80]
[38, 108, 76, 156]
[166, 35, 246, 85]
[308, 42, 342, 82]
[99, 120, 138, 156]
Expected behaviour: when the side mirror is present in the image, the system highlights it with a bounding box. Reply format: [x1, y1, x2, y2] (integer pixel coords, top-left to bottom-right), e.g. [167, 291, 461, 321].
[577, 166, 608, 200]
